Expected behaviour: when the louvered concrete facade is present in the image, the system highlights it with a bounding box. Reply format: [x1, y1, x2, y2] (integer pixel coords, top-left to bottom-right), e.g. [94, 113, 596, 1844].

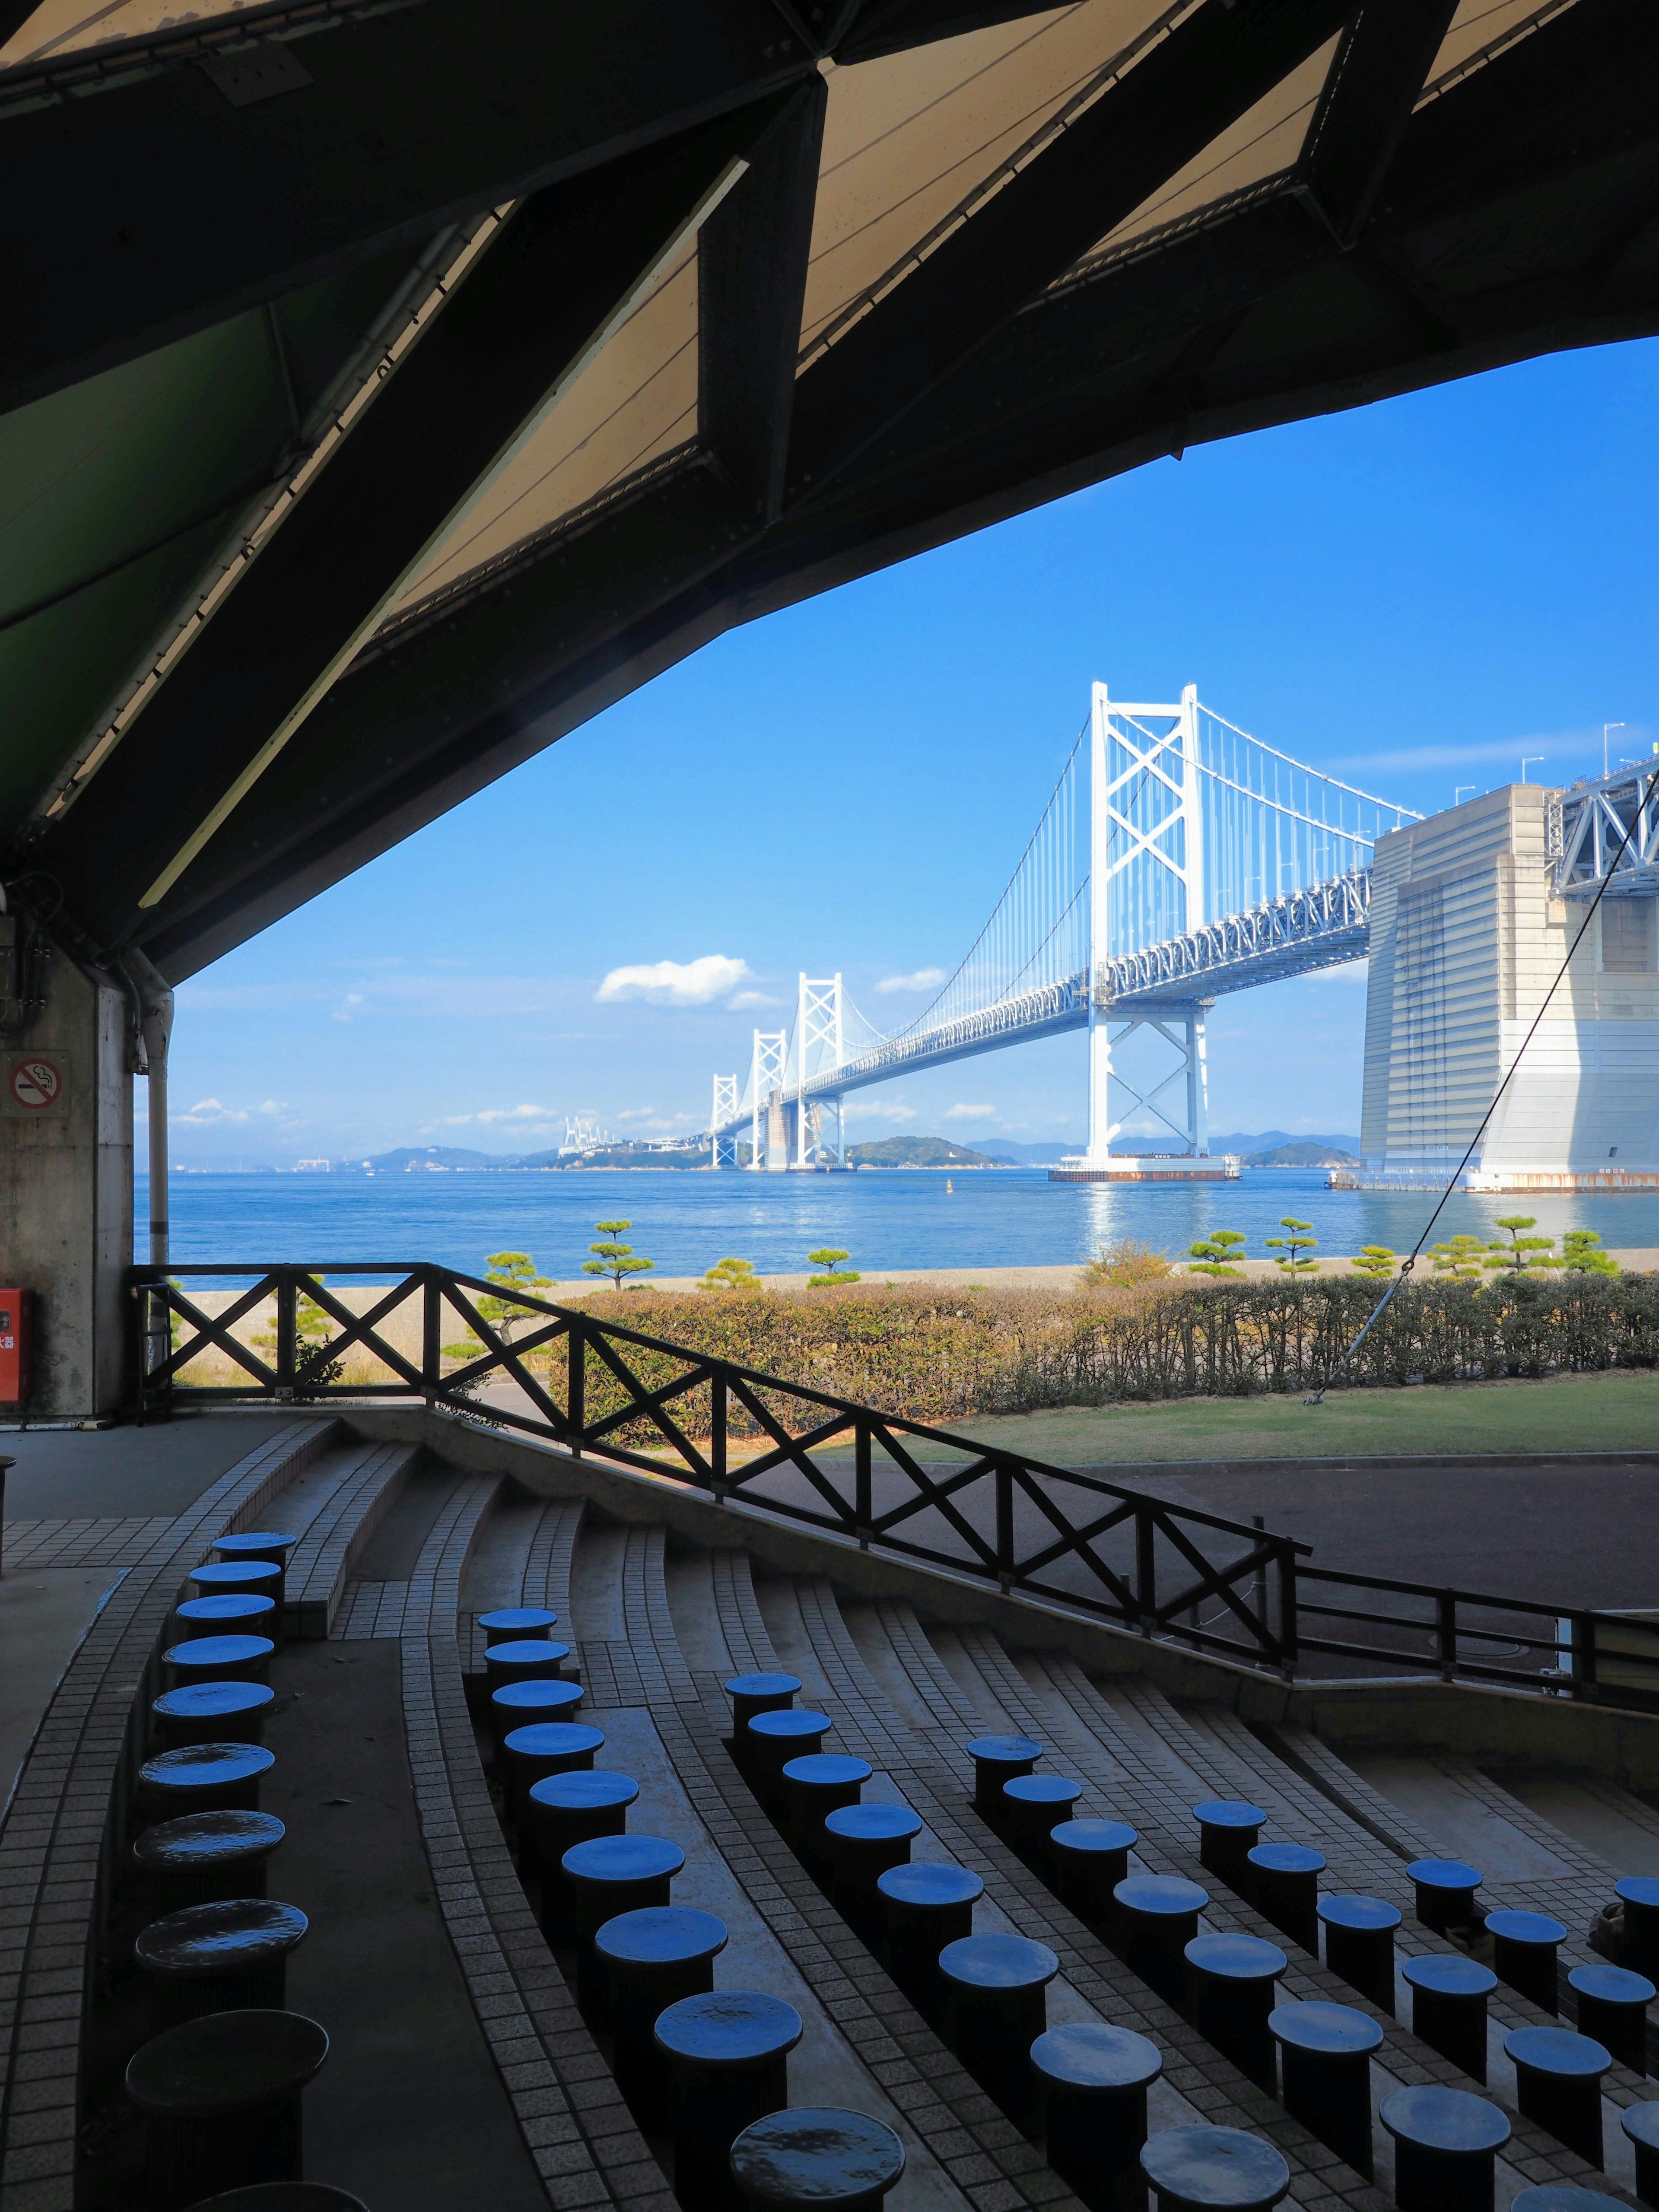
[1360, 785, 1659, 1185]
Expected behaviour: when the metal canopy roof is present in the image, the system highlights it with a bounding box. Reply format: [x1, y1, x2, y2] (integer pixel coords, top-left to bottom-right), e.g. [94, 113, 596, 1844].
[1, 0, 1654, 981]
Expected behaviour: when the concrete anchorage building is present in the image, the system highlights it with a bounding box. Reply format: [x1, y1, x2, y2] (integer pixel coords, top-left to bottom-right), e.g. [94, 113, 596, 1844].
[1358, 779, 1659, 1191]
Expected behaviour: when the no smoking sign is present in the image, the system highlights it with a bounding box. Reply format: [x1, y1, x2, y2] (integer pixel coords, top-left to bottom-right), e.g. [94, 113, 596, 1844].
[3, 1053, 70, 1117]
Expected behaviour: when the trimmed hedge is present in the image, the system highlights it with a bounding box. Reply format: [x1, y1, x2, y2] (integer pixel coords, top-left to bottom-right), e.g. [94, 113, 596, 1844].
[558, 1273, 1659, 1433]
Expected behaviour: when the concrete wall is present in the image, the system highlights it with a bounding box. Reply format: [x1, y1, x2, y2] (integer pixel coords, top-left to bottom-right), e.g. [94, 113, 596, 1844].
[0, 953, 132, 1418]
[1361, 785, 1659, 1176]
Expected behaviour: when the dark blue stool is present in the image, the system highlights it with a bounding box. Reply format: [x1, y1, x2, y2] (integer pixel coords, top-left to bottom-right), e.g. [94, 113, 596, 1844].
[1379, 2084, 1510, 2212]
[165, 1635, 275, 1688]
[154, 1682, 275, 1751]
[1511, 2189, 1629, 2212]
[1185, 1932, 1284, 2092]
[1620, 1878, 1659, 1980]
[825, 1804, 920, 1935]
[135, 1812, 286, 1915]
[1487, 1909, 1566, 2013]
[967, 1734, 1042, 1818]
[1408, 1858, 1482, 1934]
[783, 1754, 870, 1862]
[502, 1722, 605, 1836]
[177, 1596, 278, 1639]
[528, 1770, 639, 1942]
[744, 1710, 831, 1810]
[1192, 1801, 1265, 1889]
[136, 1899, 308, 2031]
[478, 1606, 558, 1639]
[211, 1535, 295, 1627]
[484, 1637, 574, 1690]
[938, 1932, 1058, 2130]
[1569, 1959, 1653, 2073]
[181, 2185, 367, 2209]
[729, 2105, 904, 2212]
[1402, 1953, 1495, 2082]
[1619, 2100, 1659, 2204]
[562, 1832, 683, 2023]
[595, 1904, 727, 2123]
[1246, 1843, 1324, 1954]
[125, 2008, 328, 2210]
[1138, 2125, 1290, 2211]
[1270, 2001, 1381, 2175]
[1052, 1820, 1138, 1923]
[1503, 2025, 1609, 2167]
[490, 1675, 582, 1762]
[1114, 1875, 1208, 2005]
[726, 1674, 801, 1772]
[877, 1862, 981, 2015]
[1001, 1775, 1082, 1864]
[1031, 2021, 1161, 2212]
[1317, 1894, 1399, 2013]
[656, 1989, 803, 2212]
[142, 1743, 275, 1821]
[190, 1561, 285, 1645]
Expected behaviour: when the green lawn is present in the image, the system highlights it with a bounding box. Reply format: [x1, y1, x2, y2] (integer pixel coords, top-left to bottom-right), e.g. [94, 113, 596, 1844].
[923, 1370, 1659, 1464]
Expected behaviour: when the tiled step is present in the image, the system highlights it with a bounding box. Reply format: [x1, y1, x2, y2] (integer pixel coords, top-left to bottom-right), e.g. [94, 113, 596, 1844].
[280, 1437, 420, 1637]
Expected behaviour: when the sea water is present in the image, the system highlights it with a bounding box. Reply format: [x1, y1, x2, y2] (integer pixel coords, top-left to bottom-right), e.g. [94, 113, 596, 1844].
[137, 1169, 1659, 1286]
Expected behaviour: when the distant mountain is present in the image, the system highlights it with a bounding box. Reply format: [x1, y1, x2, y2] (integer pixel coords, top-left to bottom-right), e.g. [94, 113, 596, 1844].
[343, 1145, 517, 1171]
[973, 1138, 1078, 1165]
[847, 1135, 1010, 1168]
[517, 1144, 712, 1170]
[1209, 1128, 1360, 1156]
[1246, 1141, 1360, 1167]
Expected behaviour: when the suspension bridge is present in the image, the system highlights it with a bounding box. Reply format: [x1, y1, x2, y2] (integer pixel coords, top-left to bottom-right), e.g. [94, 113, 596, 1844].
[706, 683, 1417, 1176]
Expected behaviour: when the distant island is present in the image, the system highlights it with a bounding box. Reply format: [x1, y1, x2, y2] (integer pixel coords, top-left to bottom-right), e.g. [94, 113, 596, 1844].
[1245, 1140, 1360, 1167]
[846, 1135, 1015, 1169]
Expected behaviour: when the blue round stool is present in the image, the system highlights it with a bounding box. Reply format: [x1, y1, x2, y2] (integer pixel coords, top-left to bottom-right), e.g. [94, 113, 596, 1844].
[153, 1681, 274, 1752]
[1115, 1875, 1208, 2005]
[190, 1561, 284, 1643]
[181, 2184, 366, 2208]
[165, 1635, 275, 1688]
[825, 1804, 921, 1935]
[1139, 2124, 1290, 2210]
[1569, 1958, 1652, 2073]
[177, 1595, 277, 1638]
[783, 1753, 870, 1862]
[1503, 2025, 1609, 2168]
[1619, 2100, 1659, 2203]
[939, 1932, 1058, 2129]
[1487, 1908, 1566, 2013]
[528, 1770, 639, 1942]
[1247, 1842, 1324, 1954]
[1402, 1953, 1495, 2082]
[489, 1675, 582, 1762]
[212, 1535, 295, 1622]
[967, 1734, 1041, 1818]
[1511, 2189, 1628, 2212]
[135, 1811, 286, 1915]
[562, 1832, 683, 2023]
[502, 1721, 605, 1836]
[1052, 1819, 1138, 1922]
[136, 1898, 308, 2031]
[125, 2008, 328, 2210]
[1317, 1894, 1399, 2013]
[1192, 1800, 1265, 1889]
[1185, 1932, 1285, 2092]
[1001, 1774, 1081, 1864]
[877, 1862, 981, 2015]
[729, 2105, 904, 2212]
[745, 1709, 831, 1809]
[1270, 2001, 1381, 2175]
[726, 1674, 800, 1773]
[478, 1606, 558, 1639]
[142, 1743, 275, 1822]
[1379, 2084, 1510, 2212]
[483, 1637, 574, 1690]
[1030, 2021, 1161, 2211]
[1408, 1858, 1481, 1934]
[656, 1990, 803, 2212]
[594, 1904, 727, 2122]
[1619, 1877, 1659, 1980]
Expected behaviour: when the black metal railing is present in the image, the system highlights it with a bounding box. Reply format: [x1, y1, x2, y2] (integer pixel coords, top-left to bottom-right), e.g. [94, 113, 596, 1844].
[131, 1262, 1659, 1706]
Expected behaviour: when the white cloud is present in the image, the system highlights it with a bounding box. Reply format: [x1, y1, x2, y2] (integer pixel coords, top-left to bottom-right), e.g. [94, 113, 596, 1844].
[177, 1097, 286, 1127]
[596, 954, 751, 1006]
[729, 990, 784, 1009]
[944, 1103, 997, 1121]
[844, 1099, 918, 1124]
[441, 1104, 554, 1128]
[875, 967, 946, 995]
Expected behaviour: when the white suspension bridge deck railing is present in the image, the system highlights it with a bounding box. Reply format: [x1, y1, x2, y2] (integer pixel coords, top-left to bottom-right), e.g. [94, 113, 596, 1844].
[709, 683, 1418, 1172]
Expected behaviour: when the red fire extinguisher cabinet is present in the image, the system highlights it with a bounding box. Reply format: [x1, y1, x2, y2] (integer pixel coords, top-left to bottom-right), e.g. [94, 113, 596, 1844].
[0, 1289, 31, 1408]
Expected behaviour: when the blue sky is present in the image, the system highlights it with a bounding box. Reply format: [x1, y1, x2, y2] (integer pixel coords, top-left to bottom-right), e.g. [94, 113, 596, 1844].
[165, 337, 1659, 1164]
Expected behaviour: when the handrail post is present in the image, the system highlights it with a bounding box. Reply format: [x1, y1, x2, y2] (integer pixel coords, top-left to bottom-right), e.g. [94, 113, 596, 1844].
[711, 1371, 728, 1500]
[995, 1461, 1013, 1593]
[1436, 1590, 1458, 1682]
[1251, 1513, 1268, 1653]
[274, 1273, 296, 1400]
[568, 1319, 585, 1459]
[1570, 1612, 1598, 1702]
[422, 1267, 441, 1402]
[855, 1421, 872, 1549]
[1136, 1508, 1156, 1637]
[1277, 1543, 1297, 1678]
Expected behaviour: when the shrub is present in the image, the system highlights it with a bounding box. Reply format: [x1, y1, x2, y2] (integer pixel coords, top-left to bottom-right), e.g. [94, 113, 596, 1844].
[1082, 1238, 1172, 1289]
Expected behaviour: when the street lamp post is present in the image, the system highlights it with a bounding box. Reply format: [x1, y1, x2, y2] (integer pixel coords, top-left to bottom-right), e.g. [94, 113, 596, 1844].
[1604, 722, 1626, 777]
[1521, 756, 1543, 783]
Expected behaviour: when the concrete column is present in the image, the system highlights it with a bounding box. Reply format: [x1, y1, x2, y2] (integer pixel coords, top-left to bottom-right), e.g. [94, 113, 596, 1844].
[0, 945, 133, 1419]
[766, 1092, 788, 1170]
